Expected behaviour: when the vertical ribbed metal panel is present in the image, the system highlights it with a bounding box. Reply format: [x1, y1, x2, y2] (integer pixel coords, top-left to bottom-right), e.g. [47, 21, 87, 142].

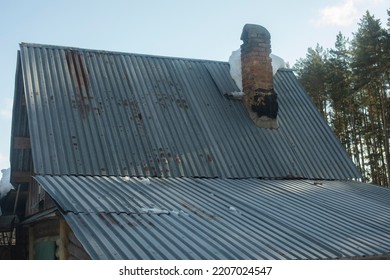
[10, 52, 33, 174]
[35, 175, 390, 260]
[274, 70, 361, 179]
[19, 43, 360, 179]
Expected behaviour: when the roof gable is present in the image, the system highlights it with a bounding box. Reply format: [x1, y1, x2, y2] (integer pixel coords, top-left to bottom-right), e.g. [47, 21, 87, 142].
[12, 43, 361, 179]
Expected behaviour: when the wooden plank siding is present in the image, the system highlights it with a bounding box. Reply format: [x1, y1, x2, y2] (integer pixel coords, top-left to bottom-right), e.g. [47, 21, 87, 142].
[27, 217, 90, 260]
[11, 171, 32, 184]
[68, 230, 91, 260]
[13, 137, 31, 149]
[26, 180, 56, 216]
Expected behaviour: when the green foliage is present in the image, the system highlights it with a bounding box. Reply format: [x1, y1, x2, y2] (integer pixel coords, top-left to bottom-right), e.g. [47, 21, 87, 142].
[295, 44, 329, 118]
[294, 10, 390, 187]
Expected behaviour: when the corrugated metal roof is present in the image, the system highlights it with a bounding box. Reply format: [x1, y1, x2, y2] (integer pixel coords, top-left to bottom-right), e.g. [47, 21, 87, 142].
[35, 175, 390, 260]
[17, 43, 360, 179]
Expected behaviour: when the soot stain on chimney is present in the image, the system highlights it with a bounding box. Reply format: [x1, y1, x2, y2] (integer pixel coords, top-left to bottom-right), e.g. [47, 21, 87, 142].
[251, 88, 278, 119]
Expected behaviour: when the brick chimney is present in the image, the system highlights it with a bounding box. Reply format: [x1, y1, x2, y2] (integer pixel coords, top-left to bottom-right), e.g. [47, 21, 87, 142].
[240, 24, 278, 128]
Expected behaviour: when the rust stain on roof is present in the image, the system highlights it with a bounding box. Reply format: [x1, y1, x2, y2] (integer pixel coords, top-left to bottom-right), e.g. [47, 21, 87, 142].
[65, 50, 93, 119]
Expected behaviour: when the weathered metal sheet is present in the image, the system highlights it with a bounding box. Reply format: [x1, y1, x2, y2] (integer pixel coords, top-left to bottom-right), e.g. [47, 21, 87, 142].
[35, 175, 390, 260]
[204, 62, 240, 95]
[10, 52, 33, 176]
[18, 43, 360, 179]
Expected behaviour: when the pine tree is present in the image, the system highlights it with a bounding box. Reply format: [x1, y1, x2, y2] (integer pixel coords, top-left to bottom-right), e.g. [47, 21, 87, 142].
[351, 11, 389, 187]
[326, 33, 367, 176]
[295, 44, 329, 120]
[295, 9, 390, 187]
[326, 33, 351, 145]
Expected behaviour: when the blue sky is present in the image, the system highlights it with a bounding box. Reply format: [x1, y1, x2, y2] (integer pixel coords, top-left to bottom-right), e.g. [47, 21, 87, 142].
[0, 0, 388, 170]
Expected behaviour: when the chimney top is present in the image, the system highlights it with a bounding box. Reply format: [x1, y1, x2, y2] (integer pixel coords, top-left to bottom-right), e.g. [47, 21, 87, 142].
[240, 24, 270, 43]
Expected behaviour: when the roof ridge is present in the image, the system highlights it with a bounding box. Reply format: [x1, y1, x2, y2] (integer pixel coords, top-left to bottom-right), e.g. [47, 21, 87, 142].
[19, 42, 229, 64]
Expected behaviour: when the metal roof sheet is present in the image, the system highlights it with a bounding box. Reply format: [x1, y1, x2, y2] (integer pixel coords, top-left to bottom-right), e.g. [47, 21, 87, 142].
[10, 52, 33, 174]
[35, 175, 390, 260]
[16, 43, 360, 180]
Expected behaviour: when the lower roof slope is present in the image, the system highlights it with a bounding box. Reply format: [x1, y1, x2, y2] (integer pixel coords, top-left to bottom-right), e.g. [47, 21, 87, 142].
[13, 43, 360, 180]
[35, 175, 390, 260]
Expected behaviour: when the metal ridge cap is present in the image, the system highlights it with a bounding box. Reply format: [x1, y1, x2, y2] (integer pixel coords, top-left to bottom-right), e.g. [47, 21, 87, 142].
[19, 42, 229, 64]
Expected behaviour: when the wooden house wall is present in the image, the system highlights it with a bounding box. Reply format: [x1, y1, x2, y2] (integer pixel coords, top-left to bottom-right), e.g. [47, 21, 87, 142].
[27, 217, 90, 260]
[26, 179, 56, 216]
[68, 230, 91, 260]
